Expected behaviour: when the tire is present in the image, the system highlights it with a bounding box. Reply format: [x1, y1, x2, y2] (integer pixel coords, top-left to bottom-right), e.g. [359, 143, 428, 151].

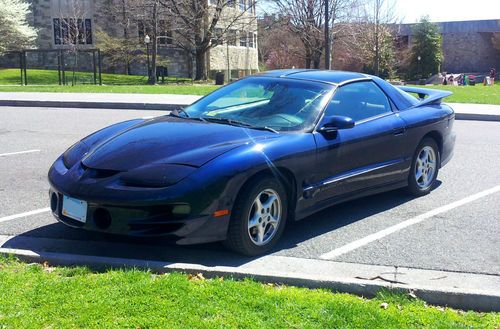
[224, 176, 288, 256]
[406, 137, 440, 196]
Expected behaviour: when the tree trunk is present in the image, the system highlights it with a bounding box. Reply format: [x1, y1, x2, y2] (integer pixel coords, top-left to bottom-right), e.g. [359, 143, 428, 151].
[195, 50, 207, 80]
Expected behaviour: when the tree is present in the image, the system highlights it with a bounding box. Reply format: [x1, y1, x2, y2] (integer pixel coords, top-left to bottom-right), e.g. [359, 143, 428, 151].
[98, 0, 141, 75]
[160, 0, 257, 80]
[269, 0, 354, 69]
[408, 17, 442, 79]
[0, 0, 37, 54]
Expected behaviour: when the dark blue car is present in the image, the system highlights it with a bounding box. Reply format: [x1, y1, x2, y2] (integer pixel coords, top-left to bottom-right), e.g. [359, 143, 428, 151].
[48, 70, 456, 255]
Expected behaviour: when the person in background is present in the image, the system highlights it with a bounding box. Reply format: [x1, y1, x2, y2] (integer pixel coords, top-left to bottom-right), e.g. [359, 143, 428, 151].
[491, 68, 496, 85]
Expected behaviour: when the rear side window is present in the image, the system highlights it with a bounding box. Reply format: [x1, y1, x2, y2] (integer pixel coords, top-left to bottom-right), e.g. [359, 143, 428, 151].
[325, 81, 392, 122]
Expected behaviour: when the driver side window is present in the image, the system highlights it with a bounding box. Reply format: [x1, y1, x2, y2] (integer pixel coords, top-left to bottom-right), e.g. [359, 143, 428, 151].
[325, 81, 392, 122]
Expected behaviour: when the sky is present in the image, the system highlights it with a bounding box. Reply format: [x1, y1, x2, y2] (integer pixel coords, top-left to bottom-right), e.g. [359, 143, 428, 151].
[391, 0, 500, 23]
[259, 0, 500, 23]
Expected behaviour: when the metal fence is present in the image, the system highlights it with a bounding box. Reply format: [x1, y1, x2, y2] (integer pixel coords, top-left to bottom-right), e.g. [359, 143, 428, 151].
[0, 48, 102, 85]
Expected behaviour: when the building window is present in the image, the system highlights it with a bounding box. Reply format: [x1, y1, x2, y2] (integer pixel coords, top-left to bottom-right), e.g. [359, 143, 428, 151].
[228, 30, 237, 46]
[248, 0, 254, 13]
[253, 33, 257, 48]
[212, 28, 223, 46]
[53, 18, 92, 45]
[239, 31, 247, 47]
[239, 0, 245, 11]
[248, 32, 253, 48]
[159, 20, 173, 45]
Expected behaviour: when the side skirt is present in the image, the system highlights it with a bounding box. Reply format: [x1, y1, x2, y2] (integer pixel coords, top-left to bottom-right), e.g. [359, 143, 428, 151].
[294, 180, 408, 221]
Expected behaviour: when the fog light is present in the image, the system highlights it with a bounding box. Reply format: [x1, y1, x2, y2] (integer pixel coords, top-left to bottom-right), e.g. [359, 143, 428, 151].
[93, 208, 112, 229]
[50, 193, 58, 213]
[172, 204, 191, 217]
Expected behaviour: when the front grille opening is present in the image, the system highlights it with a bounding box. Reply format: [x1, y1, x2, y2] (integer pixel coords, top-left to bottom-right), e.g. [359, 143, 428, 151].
[93, 208, 112, 229]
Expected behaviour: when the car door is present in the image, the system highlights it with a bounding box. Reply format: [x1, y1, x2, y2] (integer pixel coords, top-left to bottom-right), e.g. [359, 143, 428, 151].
[310, 80, 408, 203]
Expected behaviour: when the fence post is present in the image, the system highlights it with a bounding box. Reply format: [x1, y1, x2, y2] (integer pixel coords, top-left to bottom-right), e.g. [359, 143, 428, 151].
[61, 51, 66, 85]
[23, 51, 28, 86]
[92, 49, 97, 85]
[58, 50, 62, 85]
[97, 49, 102, 86]
[19, 52, 24, 85]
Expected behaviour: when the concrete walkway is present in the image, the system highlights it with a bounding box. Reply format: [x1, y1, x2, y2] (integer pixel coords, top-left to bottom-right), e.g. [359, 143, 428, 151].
[0, 92, 499, 121]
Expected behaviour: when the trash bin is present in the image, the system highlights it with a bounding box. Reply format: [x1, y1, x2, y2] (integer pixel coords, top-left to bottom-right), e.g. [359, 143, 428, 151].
[156, 66, 168, 83]
[215, 72, 225, 85]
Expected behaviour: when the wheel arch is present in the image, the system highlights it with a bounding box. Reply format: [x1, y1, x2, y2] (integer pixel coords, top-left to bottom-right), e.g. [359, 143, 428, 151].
[235, 166, 298, 221]
[421, 131, 443, 165]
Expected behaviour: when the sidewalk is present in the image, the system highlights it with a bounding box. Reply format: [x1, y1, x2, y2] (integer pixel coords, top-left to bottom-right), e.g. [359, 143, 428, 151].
[0, 92, 499, 121]
[0, 92, 201, 111]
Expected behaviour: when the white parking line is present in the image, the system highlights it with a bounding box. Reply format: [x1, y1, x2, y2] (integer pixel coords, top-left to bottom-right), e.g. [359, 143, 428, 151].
[320, 185, 500, 260]
[0, 208, 51, 224]
[0, 149, 41, 157]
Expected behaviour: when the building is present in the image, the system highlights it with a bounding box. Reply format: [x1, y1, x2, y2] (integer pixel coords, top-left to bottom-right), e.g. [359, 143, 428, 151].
[26, 0, 259, 78]
[395, 19, 500, 73]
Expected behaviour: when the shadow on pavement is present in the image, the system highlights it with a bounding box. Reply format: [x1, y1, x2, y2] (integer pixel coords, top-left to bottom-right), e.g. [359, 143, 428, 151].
[2, 185, 437, 267]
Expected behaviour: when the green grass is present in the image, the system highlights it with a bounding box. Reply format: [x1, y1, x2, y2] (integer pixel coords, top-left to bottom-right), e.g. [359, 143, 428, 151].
[407, 83, 500, 105]
[0, 69, 219, 95]
[0, 256, 498, 328]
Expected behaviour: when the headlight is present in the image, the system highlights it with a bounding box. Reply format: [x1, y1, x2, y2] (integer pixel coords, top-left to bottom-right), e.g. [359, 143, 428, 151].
[62, 142, 89, 169]
[120, 164, 197, 188]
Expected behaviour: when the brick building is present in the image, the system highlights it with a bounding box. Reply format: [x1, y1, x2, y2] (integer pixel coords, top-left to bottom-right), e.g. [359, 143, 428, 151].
[26, 0, 259, 78]
[395, 19, 500, 74]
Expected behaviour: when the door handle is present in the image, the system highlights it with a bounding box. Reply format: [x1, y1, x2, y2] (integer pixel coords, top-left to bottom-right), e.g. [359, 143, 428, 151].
[393, 127, 406, 136]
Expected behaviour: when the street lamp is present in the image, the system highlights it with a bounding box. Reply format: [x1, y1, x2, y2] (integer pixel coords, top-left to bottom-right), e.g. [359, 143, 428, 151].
[144, 34, 151, 80]
[417, 55, 421, 79]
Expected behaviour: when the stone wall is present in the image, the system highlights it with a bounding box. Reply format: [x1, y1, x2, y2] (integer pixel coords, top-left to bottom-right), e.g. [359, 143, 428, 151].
[442, 32, 500, 73]
[209, 45, 258, 74]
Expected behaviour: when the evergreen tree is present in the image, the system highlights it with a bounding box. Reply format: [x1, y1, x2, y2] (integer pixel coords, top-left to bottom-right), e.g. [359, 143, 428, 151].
[409, 17, 443, 79]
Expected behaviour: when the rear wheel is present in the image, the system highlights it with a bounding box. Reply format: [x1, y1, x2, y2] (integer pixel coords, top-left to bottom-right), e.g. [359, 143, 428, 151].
[224, 176, 288, 256]
[407, 138, 440, 196]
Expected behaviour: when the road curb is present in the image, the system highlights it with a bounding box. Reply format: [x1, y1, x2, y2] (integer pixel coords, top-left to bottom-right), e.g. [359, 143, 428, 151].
[454, 112, 500, 122]
[1, 99, 499, 121]
[0, 100, 180, 111]
[1, 246, 498, 312]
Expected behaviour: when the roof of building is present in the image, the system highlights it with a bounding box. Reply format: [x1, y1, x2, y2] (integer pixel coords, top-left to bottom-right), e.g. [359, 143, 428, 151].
[259, 69, 366, 84]
[395, 19, 500, 36]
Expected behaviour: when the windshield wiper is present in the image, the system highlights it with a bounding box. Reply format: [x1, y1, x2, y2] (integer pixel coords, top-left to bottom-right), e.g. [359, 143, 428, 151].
[169, 107, 190, 118]
[169, 107, 207, 122]
[201, 117, 278, 133]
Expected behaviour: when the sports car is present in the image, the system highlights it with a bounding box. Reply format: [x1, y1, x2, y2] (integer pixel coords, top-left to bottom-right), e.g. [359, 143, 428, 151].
[48, 70, 455, 255]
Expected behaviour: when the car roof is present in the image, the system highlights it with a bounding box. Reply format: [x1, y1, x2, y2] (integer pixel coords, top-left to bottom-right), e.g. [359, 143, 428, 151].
[258, 69, 368, 84]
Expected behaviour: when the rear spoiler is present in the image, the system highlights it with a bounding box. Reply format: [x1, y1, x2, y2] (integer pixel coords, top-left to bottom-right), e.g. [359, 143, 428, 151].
[398, 86, 452, 107]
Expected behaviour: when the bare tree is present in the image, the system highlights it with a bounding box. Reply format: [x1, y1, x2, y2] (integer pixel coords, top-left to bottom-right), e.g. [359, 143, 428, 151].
[55, 0, 92, 85]
[159, 0, 258, 80]
[269, 0, 355, 69]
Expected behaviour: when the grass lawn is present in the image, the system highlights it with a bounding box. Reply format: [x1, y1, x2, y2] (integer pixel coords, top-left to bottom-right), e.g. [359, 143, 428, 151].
[405, 83, 500, 105]
[0, 256, 498, 328]
[0, 69, 219, 95]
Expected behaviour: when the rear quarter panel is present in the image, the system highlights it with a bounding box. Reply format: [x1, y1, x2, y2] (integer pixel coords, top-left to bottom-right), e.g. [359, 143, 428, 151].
[397, 103, 455, 166]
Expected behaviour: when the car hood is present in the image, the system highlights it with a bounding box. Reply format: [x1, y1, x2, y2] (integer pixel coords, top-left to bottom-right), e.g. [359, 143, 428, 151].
[81, 116, 276, 171]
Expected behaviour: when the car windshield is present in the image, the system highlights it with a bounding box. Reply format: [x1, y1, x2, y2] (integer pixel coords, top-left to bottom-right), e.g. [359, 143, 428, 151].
[183, 77, 334, 132]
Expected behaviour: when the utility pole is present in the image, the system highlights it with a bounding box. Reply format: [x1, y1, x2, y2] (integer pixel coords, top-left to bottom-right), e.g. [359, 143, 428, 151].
[149, 0, 158, 85]
[374, 0, 380, 76]
[324, 0, 331, 70]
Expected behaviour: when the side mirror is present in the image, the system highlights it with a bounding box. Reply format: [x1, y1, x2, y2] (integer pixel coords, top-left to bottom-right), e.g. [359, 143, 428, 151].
[318, 115, 355, 135]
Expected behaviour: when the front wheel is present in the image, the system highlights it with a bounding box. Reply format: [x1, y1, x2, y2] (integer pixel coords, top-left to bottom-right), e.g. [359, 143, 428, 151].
[224, 176, 288, 256]
[406, 138, 440, 196]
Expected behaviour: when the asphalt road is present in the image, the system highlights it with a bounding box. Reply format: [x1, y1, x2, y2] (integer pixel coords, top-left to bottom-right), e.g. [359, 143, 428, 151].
[1, 106, 499, 276]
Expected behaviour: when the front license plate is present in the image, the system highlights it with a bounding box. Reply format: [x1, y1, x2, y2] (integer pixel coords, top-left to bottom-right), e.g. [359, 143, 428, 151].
[62, 195, 87, 223]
